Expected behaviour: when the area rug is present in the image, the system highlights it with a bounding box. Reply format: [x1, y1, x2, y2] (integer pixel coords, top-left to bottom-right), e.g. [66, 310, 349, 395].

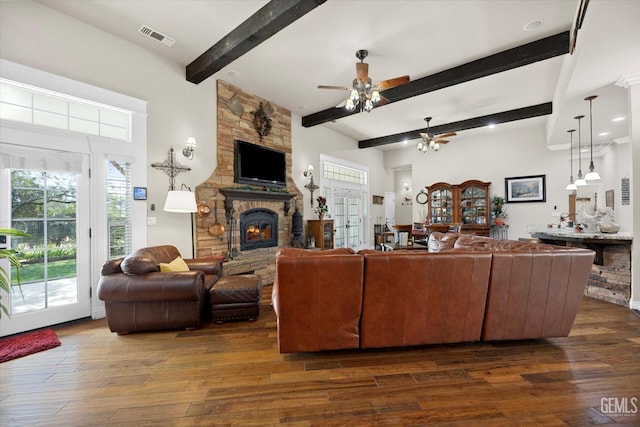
[0, 329, 61, 363]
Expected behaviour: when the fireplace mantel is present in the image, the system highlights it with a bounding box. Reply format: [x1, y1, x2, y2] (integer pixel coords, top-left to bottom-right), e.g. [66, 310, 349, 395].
[220, 188, 297, 217]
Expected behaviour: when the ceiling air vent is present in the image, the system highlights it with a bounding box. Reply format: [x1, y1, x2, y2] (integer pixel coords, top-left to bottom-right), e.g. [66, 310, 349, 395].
[138, 25, 175, 47]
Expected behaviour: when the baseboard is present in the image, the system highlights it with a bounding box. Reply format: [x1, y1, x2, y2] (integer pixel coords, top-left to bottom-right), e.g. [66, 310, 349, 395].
[92, 307, 106, 319]
[630, 300, 640, 311]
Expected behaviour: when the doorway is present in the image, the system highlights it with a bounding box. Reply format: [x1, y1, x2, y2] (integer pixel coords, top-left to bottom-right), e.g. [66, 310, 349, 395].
[333, 188, 363, 249]
[0, 148, 91, 336]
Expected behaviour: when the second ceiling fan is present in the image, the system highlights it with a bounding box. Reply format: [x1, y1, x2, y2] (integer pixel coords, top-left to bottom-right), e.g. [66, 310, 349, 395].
[418, 117, 457, 153]
[318, 49, 410, 113]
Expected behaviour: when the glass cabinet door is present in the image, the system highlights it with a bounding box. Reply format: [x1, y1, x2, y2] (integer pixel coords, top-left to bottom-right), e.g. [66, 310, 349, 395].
[429, 187, 452, 223]
[460, 185, 487, 224]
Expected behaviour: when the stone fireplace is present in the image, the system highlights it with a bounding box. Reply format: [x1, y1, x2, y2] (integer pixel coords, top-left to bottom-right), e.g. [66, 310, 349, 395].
[194, 80, 303, 285]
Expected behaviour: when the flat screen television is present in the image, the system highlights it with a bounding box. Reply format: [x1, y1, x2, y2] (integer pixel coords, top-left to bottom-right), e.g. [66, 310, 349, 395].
[234, 140, 286, 188]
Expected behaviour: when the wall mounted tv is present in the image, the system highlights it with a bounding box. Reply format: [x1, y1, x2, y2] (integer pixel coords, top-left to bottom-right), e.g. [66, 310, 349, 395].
[234, 140, 286, 188]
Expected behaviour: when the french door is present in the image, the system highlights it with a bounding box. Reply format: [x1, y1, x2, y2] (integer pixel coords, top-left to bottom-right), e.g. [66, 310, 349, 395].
[332, 189, 363, 250]
[0, 147, 90, 336]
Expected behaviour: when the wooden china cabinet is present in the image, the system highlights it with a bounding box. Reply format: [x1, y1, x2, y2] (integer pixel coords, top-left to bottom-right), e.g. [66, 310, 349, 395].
[426, 180, 490, 236]
[307, 219, 334, 250]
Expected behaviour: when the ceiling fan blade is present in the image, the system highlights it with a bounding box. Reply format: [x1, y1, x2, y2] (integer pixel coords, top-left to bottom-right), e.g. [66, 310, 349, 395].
[356, 62, 369, 83]
[435, 132, 457, 139]
[318, 85, 350, 91]
[377, 95, 390, 106]
[435, 139, 449, 144]
[373, 75, 410, 91]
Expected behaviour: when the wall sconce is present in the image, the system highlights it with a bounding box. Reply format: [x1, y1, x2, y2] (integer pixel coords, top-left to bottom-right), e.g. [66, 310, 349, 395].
[403, 182, 410, 191]
[182, 137, 196, 160]
[303, 164, 319, 207]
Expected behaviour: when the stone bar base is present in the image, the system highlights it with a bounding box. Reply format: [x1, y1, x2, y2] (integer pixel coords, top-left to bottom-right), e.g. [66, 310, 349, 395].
[583, 245, 631, 307]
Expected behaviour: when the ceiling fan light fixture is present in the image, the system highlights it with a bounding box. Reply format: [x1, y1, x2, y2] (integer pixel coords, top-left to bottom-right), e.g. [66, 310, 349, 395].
[364, 99, 374, 112]
[345, 98, 356, 112]
[371, 90, 380, 103]
[349, 89, 359, 103]
[417, 142, 424, 151]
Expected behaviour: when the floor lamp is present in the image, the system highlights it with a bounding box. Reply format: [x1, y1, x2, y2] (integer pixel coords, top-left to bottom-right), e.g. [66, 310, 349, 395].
[164, 185, 198, 258]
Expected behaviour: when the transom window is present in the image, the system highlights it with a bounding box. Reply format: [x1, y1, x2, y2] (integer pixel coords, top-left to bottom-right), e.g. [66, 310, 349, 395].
[0, 79, 131, 141]
[323, 162, 367, 184]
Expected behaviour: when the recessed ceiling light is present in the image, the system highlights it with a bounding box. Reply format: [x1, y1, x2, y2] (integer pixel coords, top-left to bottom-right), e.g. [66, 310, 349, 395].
[402, 139, 408, 145]
[612, 116, 626, 122]
[599, 132, 609, 136]
[523, 19, 543, 31]
[488, 123, 495, 129]
[228, 70, 240, 78]
[298, 105, 308, 110]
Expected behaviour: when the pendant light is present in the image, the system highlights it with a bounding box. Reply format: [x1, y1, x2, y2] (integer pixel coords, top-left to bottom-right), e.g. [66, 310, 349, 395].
[565, 129, 577, 190]
[584, 95, 602, 181]
[574, 115, 587, 187]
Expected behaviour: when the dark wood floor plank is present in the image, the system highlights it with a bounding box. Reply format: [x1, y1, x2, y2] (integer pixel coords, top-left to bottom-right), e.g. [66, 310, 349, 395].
[1, 293, 638, 426]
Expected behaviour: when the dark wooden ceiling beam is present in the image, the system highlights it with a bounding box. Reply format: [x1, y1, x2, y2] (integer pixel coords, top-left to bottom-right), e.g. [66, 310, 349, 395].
[302, 31, 569, 127]
[358, 102, 553, 149]
[186, 0, 327, 84]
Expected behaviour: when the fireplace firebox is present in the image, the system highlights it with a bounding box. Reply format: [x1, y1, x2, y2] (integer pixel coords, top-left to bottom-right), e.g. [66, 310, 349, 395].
[240, 208, 278, 251]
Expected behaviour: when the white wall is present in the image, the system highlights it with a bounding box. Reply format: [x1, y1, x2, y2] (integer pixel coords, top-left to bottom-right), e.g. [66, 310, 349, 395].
[0, 0, 217, 257]
[384, 125, 576, 240]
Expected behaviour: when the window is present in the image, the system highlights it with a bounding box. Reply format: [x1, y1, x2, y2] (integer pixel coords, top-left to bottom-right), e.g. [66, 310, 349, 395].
[0, 79, 131, 141]
[323, 162, 367, 184]
[106, 160, 132, 259]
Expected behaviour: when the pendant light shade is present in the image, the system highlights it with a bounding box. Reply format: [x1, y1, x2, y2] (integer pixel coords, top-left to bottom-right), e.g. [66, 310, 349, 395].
[574, 115, 587, 187]
[565, 129, 578, 190]
[584, 95, 602, 181]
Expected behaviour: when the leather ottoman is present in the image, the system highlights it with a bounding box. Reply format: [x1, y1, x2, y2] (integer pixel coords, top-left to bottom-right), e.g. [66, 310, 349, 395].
[210, 274, 263, 323]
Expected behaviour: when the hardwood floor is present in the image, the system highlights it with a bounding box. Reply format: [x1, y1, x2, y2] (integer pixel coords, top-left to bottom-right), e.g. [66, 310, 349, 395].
[1, 289, 639, 426]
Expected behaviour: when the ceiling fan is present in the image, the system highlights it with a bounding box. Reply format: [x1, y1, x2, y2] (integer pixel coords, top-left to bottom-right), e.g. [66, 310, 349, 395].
[417, 117, 457, 153]
[318, 49, 410, 113]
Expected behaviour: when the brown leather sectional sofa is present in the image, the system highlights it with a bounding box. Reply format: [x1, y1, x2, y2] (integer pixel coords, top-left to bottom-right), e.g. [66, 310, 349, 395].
[98, 245, 223, 334]
[272, 233, 595, 353]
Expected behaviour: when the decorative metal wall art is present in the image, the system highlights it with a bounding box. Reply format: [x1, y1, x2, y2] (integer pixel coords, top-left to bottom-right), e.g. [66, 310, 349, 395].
[251, 102, 273, 141]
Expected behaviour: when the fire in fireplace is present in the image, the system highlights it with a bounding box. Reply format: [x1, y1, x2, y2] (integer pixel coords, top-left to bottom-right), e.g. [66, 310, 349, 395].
[240, 208, 278, 251]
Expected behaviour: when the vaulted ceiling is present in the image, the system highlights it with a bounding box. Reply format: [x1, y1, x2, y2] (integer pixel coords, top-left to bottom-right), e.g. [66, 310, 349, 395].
[37, 0, 638, 154]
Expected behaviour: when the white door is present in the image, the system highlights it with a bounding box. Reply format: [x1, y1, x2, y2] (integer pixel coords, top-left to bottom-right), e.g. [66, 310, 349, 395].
[0, 148, 91, 336]
[333, 189, 363, 250]
[384, 191, 396, 229]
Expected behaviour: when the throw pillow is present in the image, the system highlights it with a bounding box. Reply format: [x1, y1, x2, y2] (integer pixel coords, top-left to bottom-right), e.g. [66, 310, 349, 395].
[158, 256, 190, 272]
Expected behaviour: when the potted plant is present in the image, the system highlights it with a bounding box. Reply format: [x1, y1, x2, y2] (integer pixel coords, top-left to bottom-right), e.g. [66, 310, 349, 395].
[315, 196, 328, 220]
[0, 228, 28, 318]
[491, 196, 507, 226]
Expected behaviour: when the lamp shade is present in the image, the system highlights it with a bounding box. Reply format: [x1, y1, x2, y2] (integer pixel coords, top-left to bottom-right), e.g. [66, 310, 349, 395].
[574, 178, 587, 187]
[164, 190, 197, 213]
[565, 182, 578, 191]
[585, 170, 602, 181]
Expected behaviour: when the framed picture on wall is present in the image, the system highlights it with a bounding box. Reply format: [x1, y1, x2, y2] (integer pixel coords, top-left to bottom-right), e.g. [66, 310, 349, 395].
[505, 175, 546, 203]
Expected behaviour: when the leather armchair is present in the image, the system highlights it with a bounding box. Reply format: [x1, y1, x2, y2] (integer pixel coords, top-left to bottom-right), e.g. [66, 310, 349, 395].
[98, 245, 223, 334]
